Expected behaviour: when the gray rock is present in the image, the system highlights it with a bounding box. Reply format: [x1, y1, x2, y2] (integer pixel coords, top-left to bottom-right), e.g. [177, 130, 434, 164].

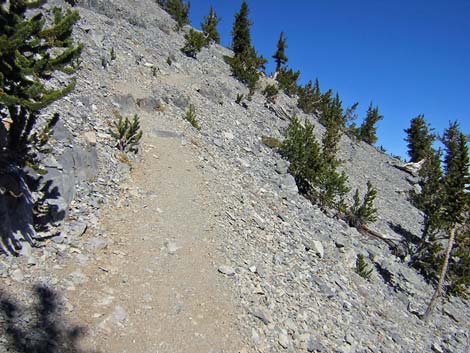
[151, 129, 183, 139]
[164, 240, 178, 254]
[86, 237, 108, 251]
[172, 94, 189, 110]
[279, 174, 298, 194]
[306, 338, 327, 353]
[249, 307, 272, 325]
[114, 94, 136, 114]
[10, 268, 24, 282]
[218, 265, 235, 276]
[275, 160, 289, 174]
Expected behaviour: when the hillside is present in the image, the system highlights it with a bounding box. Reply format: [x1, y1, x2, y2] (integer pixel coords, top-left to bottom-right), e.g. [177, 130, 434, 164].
[1, 1, 469, 352]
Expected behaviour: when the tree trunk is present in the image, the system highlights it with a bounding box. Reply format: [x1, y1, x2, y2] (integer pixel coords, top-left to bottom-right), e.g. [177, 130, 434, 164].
[421, 225, 456, 322]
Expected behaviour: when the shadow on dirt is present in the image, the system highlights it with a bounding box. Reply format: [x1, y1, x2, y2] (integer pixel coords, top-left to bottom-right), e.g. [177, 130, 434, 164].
[0, 284, 98, 353]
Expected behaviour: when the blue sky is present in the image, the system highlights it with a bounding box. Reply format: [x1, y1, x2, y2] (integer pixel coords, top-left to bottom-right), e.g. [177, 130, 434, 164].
[188, 0, 470, 160]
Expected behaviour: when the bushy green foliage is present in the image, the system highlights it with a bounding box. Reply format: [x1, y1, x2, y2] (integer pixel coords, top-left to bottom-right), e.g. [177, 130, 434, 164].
[404, 115, 435, 162]
[0, 1, 82, 169]
[448, 227, 470, 296]
[297, 79, 321, 114]
[231, 0, 251, 56]
[181, 29, 206, 58]
[355, 103, 383, 145]
[235, 93, 245, 105]
[160, 0, 190, 30]
[272, 32, 288, 72]
[110, 114, 143, 153]
[282, 116, 349, 210]
[356, 254, 373, 280]
[263, 84, 279, 103]
[412, 149, 444, 243]
[282, 117, 324, 194]
[347, 181, 378, 228]
[276, 67, 300, 96]
[201, 6, 220, 44]
[226, 1, 266, 94]
[225, 48, 266, 95]
[185, 104, 200, 130]
[441, 122, 469, 225]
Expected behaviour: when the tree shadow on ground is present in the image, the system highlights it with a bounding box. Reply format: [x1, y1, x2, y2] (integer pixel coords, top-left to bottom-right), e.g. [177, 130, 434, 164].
[0, 285, 97, 353]
[388, 222, 422, 259]
[0, 165, 64, 256]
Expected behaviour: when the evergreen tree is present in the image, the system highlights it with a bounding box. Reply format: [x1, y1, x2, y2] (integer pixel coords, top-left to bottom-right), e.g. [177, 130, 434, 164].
[347, 181, 378, 228]
[162, 0, 190, 30]
[201, 6, 220, 44]
[0, 1, 82, 169]
[276, 67, 300, 96]
[282, 117, 324, 194]
[226, 0, 265, 94]
[357, 102, 383, 145]
[272, 32, 288, 72]
[297, 79, 322, 114]
[343, 102, 359, 131]
[181, 29, 206, 58]
[231, 0, 251, 55]
[422, 121, 470, 320]
[321, 93, 343, 164]
[404, 115, 435, 162]
[413, 149, 444, 244]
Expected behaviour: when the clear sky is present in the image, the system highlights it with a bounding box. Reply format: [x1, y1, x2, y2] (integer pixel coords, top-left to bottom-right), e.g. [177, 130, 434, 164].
[188, 0, 470, 160]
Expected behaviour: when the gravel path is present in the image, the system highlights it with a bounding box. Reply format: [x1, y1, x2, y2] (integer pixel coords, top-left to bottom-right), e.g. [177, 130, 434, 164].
[60, 116, 247, 352]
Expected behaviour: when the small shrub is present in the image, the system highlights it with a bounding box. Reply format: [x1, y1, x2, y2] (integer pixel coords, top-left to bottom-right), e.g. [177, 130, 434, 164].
[110, 114, 143, 153]
[347, 180, 378, 228]
[356, 254, 373, 279]
[235, 93, 244, 105]
[166, 56, 173, 66]
[181, 29, 206, 58]
[276, 67, 300, 96]
[185, 104, 201, 130]
[263, 84, 279, 103]
[261, 136, 282, 149]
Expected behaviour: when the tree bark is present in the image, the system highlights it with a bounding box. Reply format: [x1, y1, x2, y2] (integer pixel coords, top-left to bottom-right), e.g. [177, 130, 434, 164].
[421, 225, 456, 322]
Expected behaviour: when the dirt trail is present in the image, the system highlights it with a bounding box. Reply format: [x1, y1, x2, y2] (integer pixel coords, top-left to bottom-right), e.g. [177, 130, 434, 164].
[64, 120, 245, 353]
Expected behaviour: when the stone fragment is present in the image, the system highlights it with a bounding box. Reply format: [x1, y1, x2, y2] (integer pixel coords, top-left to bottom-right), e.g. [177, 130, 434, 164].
[218, 265, 235, 276]
[249, 307, 272, 324]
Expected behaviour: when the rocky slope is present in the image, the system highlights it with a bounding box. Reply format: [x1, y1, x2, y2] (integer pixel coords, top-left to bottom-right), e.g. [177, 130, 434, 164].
[1, 0, 469, 352]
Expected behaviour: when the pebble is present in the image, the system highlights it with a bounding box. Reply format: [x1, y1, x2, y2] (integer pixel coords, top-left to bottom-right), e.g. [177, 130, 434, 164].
[218, 265, 235, 276]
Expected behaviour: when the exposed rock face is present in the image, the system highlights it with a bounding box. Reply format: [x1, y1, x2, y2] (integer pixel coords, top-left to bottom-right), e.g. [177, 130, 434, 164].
[1, 0, 468, 352]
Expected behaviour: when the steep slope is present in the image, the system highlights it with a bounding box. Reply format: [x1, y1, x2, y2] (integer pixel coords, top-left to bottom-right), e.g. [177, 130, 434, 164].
[1, 1, 469, 352]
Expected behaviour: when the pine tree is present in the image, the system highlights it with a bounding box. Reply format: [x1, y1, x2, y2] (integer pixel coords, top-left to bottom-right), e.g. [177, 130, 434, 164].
[297, 79, 322, 114]
[422, 121, 470, 320]
[276, 67, 300, 96]
[322, 93, 343, 164]
[404, 115, 435, 162]
[272, 32, 288, 72]
[226, 0, 265, 94]
[357, 102, 383, 145]
[231, 0, 251, 55]
[0, 1, 82, 169]
[181, 29, 206, 58]
[347, 181, 378, 228]
[201, 6, 220, 44]
[163, 0, 190, 30]
[343, 102, 359, 131]
[282, 116, 324, 194]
